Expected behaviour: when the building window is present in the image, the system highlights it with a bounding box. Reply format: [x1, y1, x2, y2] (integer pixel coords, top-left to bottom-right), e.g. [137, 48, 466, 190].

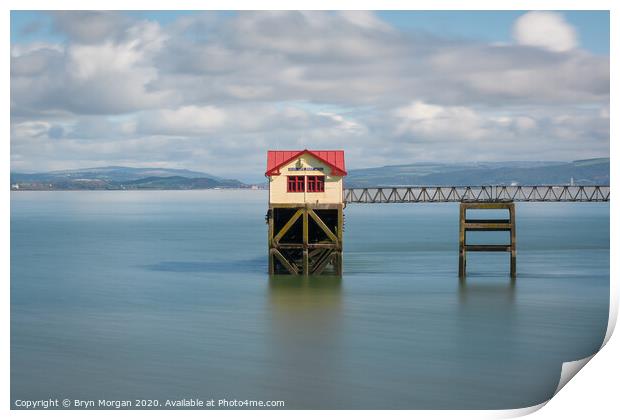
[287, 176, 305, 192]
[307, 176, 325, 192]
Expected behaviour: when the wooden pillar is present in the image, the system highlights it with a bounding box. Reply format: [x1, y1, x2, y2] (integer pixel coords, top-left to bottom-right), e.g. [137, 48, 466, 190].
[509, 203, 516, 278]
[337, 204, 343, 275]
[268, 209, 274, 275]
[337, 205, 343, 245]
[302, 208, 309, 275]
[459, 205, 465, 277]
[268, 220, 274, 274]
[334, 252, 342, 276]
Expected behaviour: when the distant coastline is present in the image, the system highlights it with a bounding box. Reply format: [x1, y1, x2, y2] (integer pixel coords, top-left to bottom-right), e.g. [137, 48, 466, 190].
[10, 158, 609, 191]
[10, 167, 264, 191]
[10, 187, 266, 192]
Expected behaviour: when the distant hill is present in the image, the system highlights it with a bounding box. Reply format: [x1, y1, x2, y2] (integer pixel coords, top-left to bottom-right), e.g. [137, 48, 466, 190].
[121, 176, 243, 189]
[344, 158, 609, 188]
[10, 166, 248, 190]
[12, 166, 222, 182]
[11, 159, 609, 191]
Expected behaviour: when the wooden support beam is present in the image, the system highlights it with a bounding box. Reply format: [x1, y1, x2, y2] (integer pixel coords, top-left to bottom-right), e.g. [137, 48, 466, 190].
[270, 203, 342, 210]
[460, 202, 515, 209]
[336, 206, 343, 275]
[464, 223, 512, 231]
[308, 208, 339, 244]
[312, 250, 335, 275]
[272, 209, 303, 245]
[277, 243, 338, 249]
[309, 249, 329, 273]
[509, 203, 516, 278]
[465, 219, 511, 224]
[303, 209, 309, 247]
[465, 244, 512, 252]
[303, 250, 309, 275]
[334, 252, 342, 276]
[308, 248, 324, 259]
[302, 209, 309, 275]
[459, 204, 466, 277]
[337, 206, 343, 244]
[271, 248, 298, 275]
[268, 211, 274, 274]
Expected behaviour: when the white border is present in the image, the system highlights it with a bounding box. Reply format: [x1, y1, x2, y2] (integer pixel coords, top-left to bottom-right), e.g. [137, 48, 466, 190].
[3, 1, 616, 419]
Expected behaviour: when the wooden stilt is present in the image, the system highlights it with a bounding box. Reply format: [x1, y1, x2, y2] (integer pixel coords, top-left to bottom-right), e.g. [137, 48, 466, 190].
[337, 206, 343, 243]
[334, 252, 342, 276]
[509, 203, 516, 278]
[302, 209, 309, 275]
[459, 204, 466, 277]
[268, 210, 274, 275]
[337, 204, 343, 276]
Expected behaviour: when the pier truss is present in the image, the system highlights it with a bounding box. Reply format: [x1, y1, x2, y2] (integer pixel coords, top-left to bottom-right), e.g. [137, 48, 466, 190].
[344, 185, 610, 204]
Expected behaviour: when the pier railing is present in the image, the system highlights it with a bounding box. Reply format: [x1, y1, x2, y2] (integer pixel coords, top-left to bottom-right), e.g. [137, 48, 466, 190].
[343, 185, 610, 203]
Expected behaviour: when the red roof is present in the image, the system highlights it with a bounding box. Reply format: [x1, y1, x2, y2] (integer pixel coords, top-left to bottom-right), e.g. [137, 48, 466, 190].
[266, 149, 347, 176]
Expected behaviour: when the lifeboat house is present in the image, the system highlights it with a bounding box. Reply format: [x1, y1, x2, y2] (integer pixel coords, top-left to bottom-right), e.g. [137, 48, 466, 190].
[265, 150, 346, 275]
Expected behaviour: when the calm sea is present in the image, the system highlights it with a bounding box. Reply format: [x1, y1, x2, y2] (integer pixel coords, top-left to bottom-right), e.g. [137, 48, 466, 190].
[10, 191, 609, 409]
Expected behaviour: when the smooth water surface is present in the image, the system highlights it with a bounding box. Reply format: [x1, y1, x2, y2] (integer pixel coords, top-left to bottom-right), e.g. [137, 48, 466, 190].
[11, 191, 609, 409]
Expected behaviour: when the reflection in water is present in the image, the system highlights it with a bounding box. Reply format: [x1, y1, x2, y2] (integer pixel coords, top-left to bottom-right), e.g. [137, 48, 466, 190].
[452, 277, 526, 406]
[143, 256, 266, 273]
[268, 275, 342, 310]
[266, 275, 344, 408]
[458, 276, 516, 304]
[457, 276, 517, 338]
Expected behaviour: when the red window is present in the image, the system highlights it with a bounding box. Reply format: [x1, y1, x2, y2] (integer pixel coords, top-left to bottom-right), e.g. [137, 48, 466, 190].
[287, 176, 305, 192]
[307, 176, 325, 192]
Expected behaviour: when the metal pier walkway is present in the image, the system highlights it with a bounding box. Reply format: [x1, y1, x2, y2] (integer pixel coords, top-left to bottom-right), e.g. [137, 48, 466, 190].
[344, 185, 610, 204]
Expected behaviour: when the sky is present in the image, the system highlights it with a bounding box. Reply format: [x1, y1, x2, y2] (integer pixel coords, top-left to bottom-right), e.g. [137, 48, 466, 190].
[10, 10, 610, 182]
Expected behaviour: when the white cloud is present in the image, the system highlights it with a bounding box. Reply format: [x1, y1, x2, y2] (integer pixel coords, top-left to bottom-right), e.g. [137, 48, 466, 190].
[395, 101, 490, 140]
[338, 11, 391, 31]
[429, 45, 607, 104]
[11, 42, 64, 57]
[12, 19, 172, 115]
[51, 11, 130, 44]
[140, 106, 228, 135]
[391, 100, 608, 161]
[9, 11, 610, 174]
[512, 11, 578, 52]
[11, 121, 53, 139]
[317, 112, 367, 135]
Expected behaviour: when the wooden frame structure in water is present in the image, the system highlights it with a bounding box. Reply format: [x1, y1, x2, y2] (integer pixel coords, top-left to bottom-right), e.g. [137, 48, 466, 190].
[267, 203, 343, 276]
[459, 201, 516, 278]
